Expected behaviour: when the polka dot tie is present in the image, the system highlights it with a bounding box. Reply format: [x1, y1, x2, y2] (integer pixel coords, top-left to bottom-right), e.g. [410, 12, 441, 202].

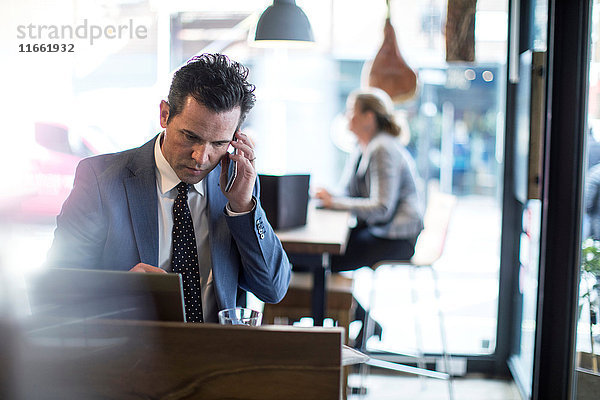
[172, 182, 203, 323]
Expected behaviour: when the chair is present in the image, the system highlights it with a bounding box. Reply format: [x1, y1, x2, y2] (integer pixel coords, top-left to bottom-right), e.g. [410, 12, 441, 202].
[359, 187, 457, 400]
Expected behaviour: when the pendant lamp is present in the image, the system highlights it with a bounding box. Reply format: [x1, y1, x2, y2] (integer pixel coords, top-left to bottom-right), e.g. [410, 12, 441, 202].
[254, 0, 315, 44]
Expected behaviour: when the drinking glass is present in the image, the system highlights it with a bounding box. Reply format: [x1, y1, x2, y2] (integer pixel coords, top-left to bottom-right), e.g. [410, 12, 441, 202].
[218, 307, 262, 326]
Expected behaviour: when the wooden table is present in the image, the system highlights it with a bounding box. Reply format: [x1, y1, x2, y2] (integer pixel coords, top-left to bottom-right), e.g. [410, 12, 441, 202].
[276, 206, 352, 326]
[18, 318, 345, 399]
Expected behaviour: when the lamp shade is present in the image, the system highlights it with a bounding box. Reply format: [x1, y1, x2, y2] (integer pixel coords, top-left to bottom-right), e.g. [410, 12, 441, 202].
[254, 0, 314, 43]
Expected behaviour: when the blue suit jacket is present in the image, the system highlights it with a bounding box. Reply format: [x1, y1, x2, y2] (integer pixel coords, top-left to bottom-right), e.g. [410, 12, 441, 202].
[46, 136, 291, 312]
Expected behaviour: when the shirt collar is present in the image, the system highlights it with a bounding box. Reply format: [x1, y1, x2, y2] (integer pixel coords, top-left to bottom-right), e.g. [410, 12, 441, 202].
[154, 132, 205, 196]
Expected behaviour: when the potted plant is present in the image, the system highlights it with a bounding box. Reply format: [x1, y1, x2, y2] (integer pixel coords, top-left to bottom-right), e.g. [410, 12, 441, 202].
[579, 238, 600, 372]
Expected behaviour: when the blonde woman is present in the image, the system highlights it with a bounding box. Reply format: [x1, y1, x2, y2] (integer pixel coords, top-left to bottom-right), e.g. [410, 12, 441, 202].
[291, 88, 424, 347]
[316, 87, 424, 269]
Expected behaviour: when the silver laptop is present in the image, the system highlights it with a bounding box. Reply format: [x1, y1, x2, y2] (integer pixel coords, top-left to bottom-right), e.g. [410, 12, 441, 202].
[27, 268, 186, 322]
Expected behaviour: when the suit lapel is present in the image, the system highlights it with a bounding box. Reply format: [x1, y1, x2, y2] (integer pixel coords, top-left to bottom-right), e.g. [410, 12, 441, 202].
[124, 137, 159, 266]
[206, 165, 224, 235]
[206, 164, 235, 308]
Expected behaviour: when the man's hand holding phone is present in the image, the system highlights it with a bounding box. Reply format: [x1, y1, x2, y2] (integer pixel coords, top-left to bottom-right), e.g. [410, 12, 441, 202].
[220, 131, 257, 213]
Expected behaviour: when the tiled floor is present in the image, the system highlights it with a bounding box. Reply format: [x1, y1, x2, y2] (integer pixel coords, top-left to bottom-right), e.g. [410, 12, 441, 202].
[347, 372, 521, 400]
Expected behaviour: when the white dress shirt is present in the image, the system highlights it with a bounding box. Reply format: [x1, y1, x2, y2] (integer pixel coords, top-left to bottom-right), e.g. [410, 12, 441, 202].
[153, 135, 219, 322]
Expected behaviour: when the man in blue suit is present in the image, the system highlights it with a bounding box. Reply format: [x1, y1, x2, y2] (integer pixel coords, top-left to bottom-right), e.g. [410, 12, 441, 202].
[45, 54, 291, 322]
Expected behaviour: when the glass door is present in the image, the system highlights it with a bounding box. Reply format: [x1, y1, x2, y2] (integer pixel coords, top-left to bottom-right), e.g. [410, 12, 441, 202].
[506, 0, 594, 398]
[505, 1, 549, 397]
[575, 0, 600, 397]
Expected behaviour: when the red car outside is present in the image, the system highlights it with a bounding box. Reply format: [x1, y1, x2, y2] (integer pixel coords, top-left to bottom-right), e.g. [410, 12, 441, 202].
[0, 122, 112, 223]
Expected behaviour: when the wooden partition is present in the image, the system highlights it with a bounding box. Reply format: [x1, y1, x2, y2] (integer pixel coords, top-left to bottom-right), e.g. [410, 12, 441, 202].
[14, 319, 343, 399]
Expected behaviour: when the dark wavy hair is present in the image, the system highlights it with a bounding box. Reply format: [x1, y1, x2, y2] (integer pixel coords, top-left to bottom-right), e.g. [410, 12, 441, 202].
[167, 53, 256, 127]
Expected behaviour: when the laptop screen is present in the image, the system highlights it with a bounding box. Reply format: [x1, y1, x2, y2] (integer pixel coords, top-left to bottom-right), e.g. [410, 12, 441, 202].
[27, 268, 186, 322]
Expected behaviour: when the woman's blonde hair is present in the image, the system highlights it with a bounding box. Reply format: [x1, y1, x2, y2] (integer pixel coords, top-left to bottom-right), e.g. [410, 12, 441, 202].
[350, 87, 402, 137]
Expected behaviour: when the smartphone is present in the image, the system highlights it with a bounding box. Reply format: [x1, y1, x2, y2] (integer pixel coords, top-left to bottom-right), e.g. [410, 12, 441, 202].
[225, 137, 237, 192]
